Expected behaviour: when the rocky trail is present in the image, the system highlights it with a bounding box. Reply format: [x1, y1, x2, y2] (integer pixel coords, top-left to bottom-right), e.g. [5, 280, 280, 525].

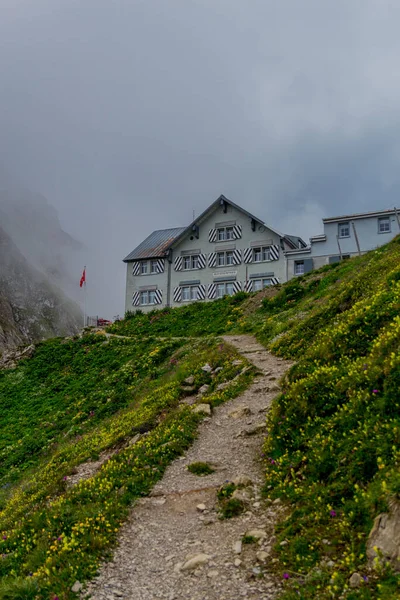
[83, 335, 291, 600]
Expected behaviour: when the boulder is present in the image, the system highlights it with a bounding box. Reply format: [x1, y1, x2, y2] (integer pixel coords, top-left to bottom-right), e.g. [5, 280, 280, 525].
[349, 572, 362, 588]
[193, 403, 212, 416]
[181, 553, 210, 571]
[181, 386, 196, 394]
[232, 475, 253, 487]
[229, 406, 252, 419]
[71, 581, 83, 593]
[367, 501, 400, 570]
[201, 364, 213, 373]
[198, 384, 210, 396]
[184, 375, 195, 385]
[245, 529, 267, 541]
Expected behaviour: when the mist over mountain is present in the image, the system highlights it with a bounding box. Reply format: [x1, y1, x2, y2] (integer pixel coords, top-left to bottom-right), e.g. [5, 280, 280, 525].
[0, 179, 85, 351]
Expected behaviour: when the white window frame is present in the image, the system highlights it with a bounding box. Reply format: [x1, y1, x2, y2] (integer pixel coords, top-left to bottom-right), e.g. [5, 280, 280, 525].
[217, 251, 234, 267]
[141, 262, 148, 275]
[294, 261, 305, 275]
[181, 286, 191, 301]
[262, 247, 270, 261]
[140, 290, 156, 305]
[181, 285, 200, 301]
[183, 255, 200, 270]
[150, 260, 158, 274]
[216, 283, 225, 298]
[217, 226, 234, 241]
[216, 282, 234, 298]
[338, 222, 350, 238]
[253, 246, 271, 263]
[225, 282, 234, 296]
[226, 227, 234, 240]
[378, 217, 391, 233]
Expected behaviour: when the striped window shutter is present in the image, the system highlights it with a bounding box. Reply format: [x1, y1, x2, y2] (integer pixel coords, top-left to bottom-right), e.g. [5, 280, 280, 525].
[208, 252, 217, 268]
[132, 292, 140, 306]
[233, 225, 242, 239]
[154, 290, 163, 304]
[244, 280, 253, 293]
[156, 259, 165, 273]
[270, 245, 280, 260]
[197, 284, 206, 300]
[198, 254, 207, 269]
[132, 262, 141, 276]
[233, 281, 242, 294]
[173, 287, 182, 302]
[207, 283, 217, 299]
[271, 277, 279, 285]
[209, 228, 217, 243]
[232, 249, 242, 265]
[243, 248, 253, 263]
[174, 256, 183, 271]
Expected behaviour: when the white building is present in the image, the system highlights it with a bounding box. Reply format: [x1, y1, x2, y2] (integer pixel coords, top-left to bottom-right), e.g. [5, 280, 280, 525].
[123, 195, 306, 312]
[285, 208, 400, 278]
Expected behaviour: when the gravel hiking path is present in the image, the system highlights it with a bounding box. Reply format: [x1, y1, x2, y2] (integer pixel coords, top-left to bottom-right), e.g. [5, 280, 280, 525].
[83, 335, 291, 600]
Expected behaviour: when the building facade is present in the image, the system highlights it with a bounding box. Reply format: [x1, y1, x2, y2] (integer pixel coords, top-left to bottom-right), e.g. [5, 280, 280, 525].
[285, 208, 400, 279]
[123, 195, 306, 312]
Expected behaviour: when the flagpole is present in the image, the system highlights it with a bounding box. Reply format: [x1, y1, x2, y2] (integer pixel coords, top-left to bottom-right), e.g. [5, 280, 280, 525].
[83, 265, 86, 328]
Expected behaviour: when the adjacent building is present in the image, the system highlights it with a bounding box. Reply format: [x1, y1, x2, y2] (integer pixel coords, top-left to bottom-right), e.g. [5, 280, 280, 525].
[123, 195, 306, 312]
[285, 208, 400, 279]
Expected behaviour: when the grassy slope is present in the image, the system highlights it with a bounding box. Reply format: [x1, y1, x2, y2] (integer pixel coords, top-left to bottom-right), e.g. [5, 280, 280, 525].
[3, 236, 400, 599]
[242, 240, 400, 599]
[0, 332, 254, 599]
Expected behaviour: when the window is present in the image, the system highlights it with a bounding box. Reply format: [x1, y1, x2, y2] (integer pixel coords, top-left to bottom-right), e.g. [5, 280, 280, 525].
[141, 262, 148, 275]
[217, 251, 234, 267]
[262, 247, 270, 261]
[216, 282, 234, 298]
[182, 286, 190, 301]
[217, 227, 234, 241]
[253, 278, 272, 291]
[181, 286, 199, 301]
[338, 222, 350, 238]
[140, 290, 156, 305]
[379, 217, 391, 233]
[253, 246, 270, 262]
[183, 255, 199, 270]
[150, 260, 158, 274]
[295, 261, 304, 275]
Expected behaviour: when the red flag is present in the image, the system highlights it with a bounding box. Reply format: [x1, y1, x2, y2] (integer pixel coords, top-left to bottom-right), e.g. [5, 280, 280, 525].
[80, 268, 86, 288]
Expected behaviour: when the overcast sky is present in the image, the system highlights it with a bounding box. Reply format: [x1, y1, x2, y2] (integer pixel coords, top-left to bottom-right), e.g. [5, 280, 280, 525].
[1, 0, 400, 316]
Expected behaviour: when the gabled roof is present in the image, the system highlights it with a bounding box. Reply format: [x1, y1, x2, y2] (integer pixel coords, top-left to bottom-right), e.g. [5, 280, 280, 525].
[169, 194, 284, 249]
[123, 194, 306, 262]
[123, 227, 186, 261]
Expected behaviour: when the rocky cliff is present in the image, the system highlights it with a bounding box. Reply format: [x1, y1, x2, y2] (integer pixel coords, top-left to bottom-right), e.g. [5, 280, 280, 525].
[0, 224, 82, 352]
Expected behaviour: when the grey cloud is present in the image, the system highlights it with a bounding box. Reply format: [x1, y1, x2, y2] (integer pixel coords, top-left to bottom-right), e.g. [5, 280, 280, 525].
[1, 0, 400, 316]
